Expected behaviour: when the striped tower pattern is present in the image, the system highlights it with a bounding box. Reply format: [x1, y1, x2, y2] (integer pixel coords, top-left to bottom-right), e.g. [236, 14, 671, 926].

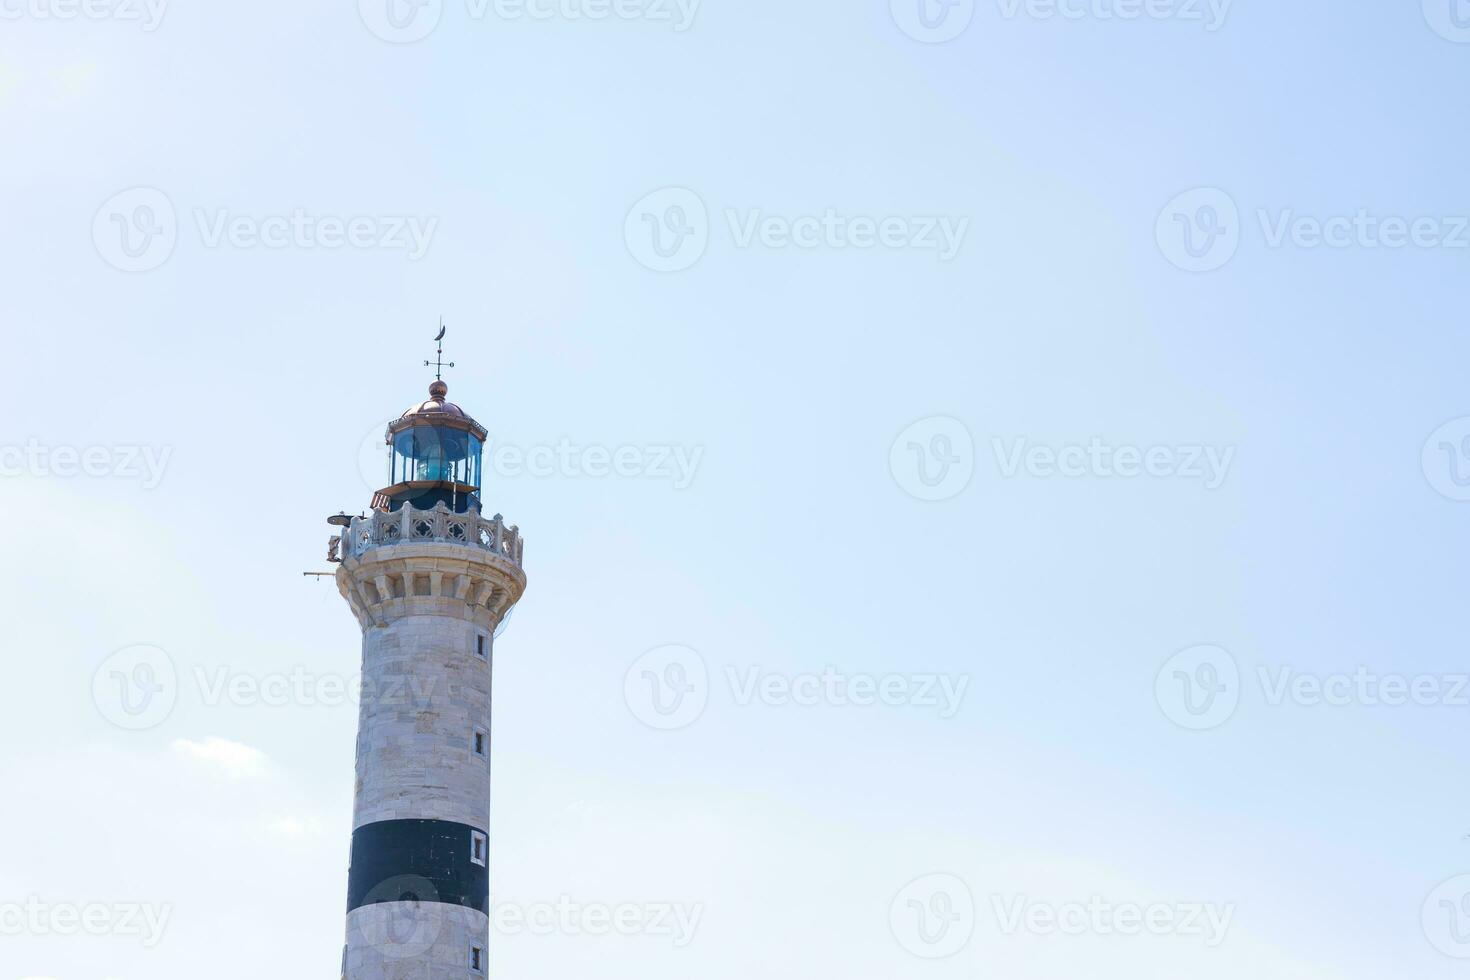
[334, 504, 526, 980]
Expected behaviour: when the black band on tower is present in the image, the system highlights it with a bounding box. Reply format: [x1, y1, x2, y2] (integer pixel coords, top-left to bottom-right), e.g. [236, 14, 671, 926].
[346, 819, 490, 915]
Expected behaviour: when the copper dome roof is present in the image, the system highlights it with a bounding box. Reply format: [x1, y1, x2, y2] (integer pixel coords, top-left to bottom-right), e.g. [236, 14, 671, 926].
[401, 380, 469, 419]
[388, 382, 487, 439]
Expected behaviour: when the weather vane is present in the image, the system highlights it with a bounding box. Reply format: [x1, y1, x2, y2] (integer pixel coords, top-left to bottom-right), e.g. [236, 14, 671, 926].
[425, 317, 455, 381]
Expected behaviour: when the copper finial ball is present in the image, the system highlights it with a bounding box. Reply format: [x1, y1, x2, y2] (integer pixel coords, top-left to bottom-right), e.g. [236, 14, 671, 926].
[429, 380, 448, 400]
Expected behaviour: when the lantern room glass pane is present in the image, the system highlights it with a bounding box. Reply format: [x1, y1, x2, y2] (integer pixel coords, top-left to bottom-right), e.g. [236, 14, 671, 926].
[467, 435, 482, 487]
[390, 426, 484, 487]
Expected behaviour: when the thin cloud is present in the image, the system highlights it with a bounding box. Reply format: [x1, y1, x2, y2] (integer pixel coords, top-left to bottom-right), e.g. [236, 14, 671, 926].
[170, 736, 269, 781]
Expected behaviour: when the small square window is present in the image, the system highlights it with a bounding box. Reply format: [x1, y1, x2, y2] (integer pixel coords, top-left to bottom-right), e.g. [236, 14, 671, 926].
[473, 728, 488, 757]
[471, 830, 487, 867]
[470, 945, 484, 973]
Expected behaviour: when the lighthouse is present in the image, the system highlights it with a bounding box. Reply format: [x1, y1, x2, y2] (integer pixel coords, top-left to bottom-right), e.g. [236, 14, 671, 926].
[329, 357, 526, 979]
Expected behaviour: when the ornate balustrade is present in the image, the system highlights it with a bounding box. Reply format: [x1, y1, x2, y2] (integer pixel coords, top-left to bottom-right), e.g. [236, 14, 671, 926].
[340, 502, 524, 567]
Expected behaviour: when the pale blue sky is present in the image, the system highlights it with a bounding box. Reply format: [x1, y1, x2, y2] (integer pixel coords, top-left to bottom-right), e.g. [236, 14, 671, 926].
[4, 2, 1470, 978]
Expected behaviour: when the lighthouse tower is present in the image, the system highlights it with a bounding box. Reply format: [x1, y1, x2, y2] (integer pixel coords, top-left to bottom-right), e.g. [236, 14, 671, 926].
[331, 374, 526, 979]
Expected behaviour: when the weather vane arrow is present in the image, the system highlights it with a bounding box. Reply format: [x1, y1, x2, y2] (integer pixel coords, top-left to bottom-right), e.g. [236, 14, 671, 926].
[425, 316, 454, 381]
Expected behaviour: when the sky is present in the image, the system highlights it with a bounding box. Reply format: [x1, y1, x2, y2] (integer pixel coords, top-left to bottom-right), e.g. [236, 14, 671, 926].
[3, 1, 1470, 978]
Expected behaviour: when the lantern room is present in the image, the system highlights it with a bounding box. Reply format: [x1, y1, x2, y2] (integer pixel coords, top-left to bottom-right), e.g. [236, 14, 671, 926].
[376, 380, 487, 514]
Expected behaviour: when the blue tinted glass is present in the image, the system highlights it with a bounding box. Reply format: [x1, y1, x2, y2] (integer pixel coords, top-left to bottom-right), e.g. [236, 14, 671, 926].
[391, 425, 479, 483]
